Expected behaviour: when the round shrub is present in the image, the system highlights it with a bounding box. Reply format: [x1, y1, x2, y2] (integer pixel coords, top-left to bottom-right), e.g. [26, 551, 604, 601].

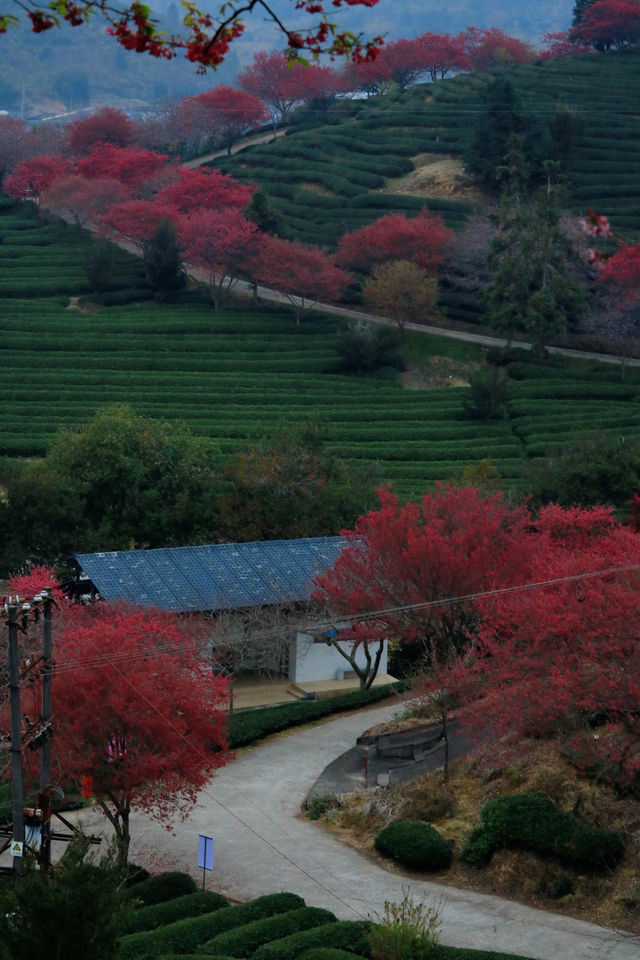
[374, 820, 452, 872]
[461, 827, 497, 868]
[124, 863, 151, 888]
[125, 870, 197, 907]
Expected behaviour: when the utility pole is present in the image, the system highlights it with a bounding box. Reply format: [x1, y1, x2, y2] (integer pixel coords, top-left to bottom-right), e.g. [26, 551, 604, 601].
[39, 589, 54, 873]
[7, 604, 25, 875]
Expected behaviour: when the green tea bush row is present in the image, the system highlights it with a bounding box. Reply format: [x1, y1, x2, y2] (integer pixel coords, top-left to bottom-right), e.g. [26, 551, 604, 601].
[119, 893, 305, 960]
[374, 820, 453, 871]
[461, 793, 624, 870]
[203, 906, 337, 957]
[123, 892, 229, 934]
[252, 922, 370, 960]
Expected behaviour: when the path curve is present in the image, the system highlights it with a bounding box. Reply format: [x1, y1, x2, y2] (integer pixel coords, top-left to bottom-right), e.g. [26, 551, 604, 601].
[67, 703, 638, 960]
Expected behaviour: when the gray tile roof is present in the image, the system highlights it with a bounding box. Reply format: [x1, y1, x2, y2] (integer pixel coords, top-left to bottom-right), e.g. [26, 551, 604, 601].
[75, 537, 347, 612]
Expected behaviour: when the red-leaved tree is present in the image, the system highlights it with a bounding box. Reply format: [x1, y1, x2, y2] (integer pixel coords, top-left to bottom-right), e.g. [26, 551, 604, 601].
[180, 86, 268, 155]
[421, 504, 640, 790]
[41, 175, 129, 225]
[3, 156, 71, 203]
[250, 234, 351, 323]
[66, 107, 135, 156]
[335, 209, 453, 274]
[375, 37, 427, 89]
[100, 199, 181, 246]
[416, 31, 468, 80]
[74, 144, 168, 190]
[237, 51, 302, 130]
[180, 207, 258, 308]
[157, 166, 253, 214]
[313, 486, 532, 673]
[571, 0, 640, 49]
[461, 26, 535, 69]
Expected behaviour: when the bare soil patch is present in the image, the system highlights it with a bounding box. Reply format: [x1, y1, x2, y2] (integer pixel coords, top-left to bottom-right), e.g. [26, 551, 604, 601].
[381, 153, 488, 203]
[401, 356, 473, 390]
[298, 182, 336, 197]
[67, 296, 99, 313]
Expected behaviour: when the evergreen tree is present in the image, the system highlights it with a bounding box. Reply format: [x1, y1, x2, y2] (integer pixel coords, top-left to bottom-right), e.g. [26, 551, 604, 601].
[244, 187, 282, 235]
[84, 235, 115, 296]
[464, 77, 549, 192]
[486, 142, 586, 357]
[143, 217, 186, 301]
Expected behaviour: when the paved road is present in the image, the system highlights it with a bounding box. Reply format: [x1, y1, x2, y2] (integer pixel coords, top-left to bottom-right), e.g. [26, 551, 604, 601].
[60, 703, 639, 960]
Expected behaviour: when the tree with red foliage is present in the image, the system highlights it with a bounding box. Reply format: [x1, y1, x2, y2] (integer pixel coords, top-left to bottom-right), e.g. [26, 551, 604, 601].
[416, 32, 468, 81]
[294, 63, 346, 109]
[100, 198, 180, 245]
[180, 207, 258, 308]
[41, 175, 129, 225]
[74, 144, 168, 189]
[3, 155, 71, 203]
[539, 30, 594, 58]
[238, 51, 302, 130]
[420, 504, 640, 791]
[157, 167, 253, 213]
[66, 107, 135, 156]
[571, 0, 640, 49]
[375, 37, 427, 90]
[335, 209, 453, 275]
[181, 86, 268, 155]
[461, 26, 535, 70]
[1, 0, 383, 70]
[341, 55, 392, 97]
[599, 242, 640, 299]
[250, 234, 351, 323]
[50, 602, 227, 866]
[313, 486, 532, 674]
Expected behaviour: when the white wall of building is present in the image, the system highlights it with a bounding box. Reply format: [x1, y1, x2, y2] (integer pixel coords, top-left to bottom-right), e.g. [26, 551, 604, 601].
[290, 632, 388, 683]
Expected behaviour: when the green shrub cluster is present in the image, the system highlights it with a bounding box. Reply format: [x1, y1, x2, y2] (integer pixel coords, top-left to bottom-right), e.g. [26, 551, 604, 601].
[252, 921, 371, 960]
[228, 683, 402, 747]
[299, 950, 365, 960]
[374, 820, 453, 872]
[119, 892, 305, 959]
[125, 871, 197, 907]
[461, 793, 624, 870]
[203, 906, 337, 957]
[123, 891, 229, 934]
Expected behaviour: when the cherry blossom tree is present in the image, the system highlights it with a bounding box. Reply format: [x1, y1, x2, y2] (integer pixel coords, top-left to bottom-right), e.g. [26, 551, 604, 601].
[461, 26, 535, 70]
[375, 37, 427, 90]
[250, 233, 351, 323]
[100, 198, 180, 246]
[181, 86, 268, 154]
[180, 207, 258, 308]
[571, 0, 640, 49]
[157, 167, 253, 213]
[335, 209, 453, 274]
[0, 0, 384, 70]
[66, 107, 135, 156]
[41, 175, 129, 225]
[416, 32, 468, 81]
[74, 144, 168, 189]
[3, 156, 71, 203]
[238, 50, 302, 130]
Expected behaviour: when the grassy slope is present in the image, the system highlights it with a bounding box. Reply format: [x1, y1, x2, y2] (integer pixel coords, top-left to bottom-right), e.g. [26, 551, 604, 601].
[5, 200, 640, 500]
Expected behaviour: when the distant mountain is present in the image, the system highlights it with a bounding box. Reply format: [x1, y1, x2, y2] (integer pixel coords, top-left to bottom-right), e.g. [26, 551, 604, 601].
[0, 0, 575, 117]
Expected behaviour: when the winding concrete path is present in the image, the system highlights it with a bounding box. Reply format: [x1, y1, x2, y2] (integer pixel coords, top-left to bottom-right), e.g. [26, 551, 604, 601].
[61, 702, 639, 960]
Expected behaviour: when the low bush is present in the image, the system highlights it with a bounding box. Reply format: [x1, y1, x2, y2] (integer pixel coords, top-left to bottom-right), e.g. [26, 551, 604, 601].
[367, 890, 441, 960]
[124, 863, 151, 888]
[125, 871, 197, 907]
[462, 793, 624, 871]
[375, 821, 453, 872]
[203, 906, 337, 957]
[119, 892, 305, 959]
[252, 921, 371, 960]
[228, 683, 403, 748]
[299, 950, 366, 960]
[123, 891, 229, 934]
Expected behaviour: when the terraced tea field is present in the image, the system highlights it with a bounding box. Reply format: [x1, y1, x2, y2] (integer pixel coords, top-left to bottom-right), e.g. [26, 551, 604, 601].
[4, 200, 640, 501]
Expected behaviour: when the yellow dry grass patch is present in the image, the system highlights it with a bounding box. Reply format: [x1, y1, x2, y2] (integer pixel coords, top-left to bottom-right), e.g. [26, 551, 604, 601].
[311, 738, 640, 935]
[381, 153, 488, 203]
[298, 182, 336, 197]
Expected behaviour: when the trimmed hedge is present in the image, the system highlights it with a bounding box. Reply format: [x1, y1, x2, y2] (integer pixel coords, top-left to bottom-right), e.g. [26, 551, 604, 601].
[252, 922, 370, 960]
[299, 951, 366, 960]
[123, 891, 229, 934]
[203, 907, 337, 957]
[462, 793, 624, 870]
[125, 871, 198, 907]
[228, 683, 403, 747]
[119, 892, 305, 960]
[374, 820, 453, 872]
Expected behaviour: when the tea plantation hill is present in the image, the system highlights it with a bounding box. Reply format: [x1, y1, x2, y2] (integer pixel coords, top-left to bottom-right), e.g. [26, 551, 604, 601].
[212, 47, 640, 330]
[3, 196, 640, 505]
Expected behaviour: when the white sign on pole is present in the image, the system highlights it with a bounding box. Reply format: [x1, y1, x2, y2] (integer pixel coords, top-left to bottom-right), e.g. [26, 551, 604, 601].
[10, 841, 23, 858]
[198, 834, 214, 870]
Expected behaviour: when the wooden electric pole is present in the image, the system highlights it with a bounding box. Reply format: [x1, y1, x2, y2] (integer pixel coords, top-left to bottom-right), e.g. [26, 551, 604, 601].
[39, 589, 54, 872]
[7, 604, 25, 875]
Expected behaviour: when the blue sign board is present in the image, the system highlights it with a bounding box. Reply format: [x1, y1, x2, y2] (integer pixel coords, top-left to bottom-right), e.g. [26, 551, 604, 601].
[198, 834, 214, 871]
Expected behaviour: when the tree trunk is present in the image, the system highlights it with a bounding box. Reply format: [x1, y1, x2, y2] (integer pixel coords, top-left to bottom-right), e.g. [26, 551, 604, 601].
[99, 795, 131, 870]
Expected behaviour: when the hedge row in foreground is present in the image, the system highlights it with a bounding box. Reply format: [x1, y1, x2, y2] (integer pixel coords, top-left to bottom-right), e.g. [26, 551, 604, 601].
[203, 906, 337, 957]
[462, 793, 624, 870]
[123, 891, 229, 934]
[252, 920, 370, 960]
[119, 892, 305, 959]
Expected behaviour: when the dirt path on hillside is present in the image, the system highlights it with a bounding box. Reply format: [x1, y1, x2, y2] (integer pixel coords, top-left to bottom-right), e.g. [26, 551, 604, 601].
[182, 128, 286, 168]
